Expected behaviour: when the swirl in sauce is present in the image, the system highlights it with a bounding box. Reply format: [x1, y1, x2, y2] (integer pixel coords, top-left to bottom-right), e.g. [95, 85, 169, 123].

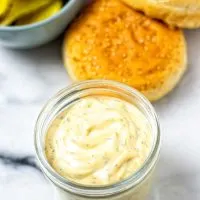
[45, 97, 152, 185]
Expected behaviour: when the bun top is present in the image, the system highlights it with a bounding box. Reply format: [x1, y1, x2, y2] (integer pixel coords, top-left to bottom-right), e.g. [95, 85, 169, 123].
[64, 0, 186, 96]
[157, 0, 200, 9]
[121, 0, 200, 28]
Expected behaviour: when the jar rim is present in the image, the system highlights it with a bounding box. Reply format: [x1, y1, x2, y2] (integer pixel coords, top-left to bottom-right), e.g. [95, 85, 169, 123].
[34, 80, 161, 197]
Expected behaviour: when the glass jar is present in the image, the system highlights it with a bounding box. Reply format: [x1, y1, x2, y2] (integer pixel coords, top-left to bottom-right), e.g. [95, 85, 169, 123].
[34, 80, 161, 200]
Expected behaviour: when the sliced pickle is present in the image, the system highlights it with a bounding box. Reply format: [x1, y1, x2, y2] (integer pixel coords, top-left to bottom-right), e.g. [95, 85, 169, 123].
[0, 0, 11, 17]
[16, 0, 62, 25]
[0, 0, 53, 25]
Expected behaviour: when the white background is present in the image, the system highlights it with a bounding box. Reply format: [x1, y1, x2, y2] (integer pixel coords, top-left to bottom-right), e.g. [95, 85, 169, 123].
[0, 29, 200, 199]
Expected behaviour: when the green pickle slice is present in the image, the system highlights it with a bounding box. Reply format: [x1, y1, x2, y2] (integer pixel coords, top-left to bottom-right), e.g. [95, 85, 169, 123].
[16, 0, 62, 25]
[0, 0, 11, 17]
[0, 0, 53, 25]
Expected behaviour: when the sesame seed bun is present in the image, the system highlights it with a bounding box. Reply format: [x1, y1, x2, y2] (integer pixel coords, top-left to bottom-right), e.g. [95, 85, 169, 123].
[121, 0, 200, 29]
[63, 0, 187, 102]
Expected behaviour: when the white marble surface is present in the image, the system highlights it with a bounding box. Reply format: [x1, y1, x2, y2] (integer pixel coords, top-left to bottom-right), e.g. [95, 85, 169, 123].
[0, 29, 200, 200]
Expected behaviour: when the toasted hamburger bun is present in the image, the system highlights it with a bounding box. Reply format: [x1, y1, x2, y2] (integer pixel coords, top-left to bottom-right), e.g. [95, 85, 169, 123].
[121, 0, 200, 28]
[63, 0, 187, 102]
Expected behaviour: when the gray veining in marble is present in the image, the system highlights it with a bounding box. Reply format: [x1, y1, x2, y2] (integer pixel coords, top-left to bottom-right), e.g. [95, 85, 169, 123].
[1, 29, 200, 200]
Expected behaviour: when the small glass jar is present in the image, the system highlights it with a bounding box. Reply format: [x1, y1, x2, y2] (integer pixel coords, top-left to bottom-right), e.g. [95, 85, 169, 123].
[34, 80, 161, 200]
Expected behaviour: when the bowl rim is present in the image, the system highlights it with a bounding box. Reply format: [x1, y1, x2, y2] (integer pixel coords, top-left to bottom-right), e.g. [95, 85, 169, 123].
[0, 0, 81, 31]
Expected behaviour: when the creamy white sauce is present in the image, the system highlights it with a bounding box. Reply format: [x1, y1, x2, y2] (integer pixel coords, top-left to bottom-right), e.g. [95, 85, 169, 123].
[45, 97, 152, 185]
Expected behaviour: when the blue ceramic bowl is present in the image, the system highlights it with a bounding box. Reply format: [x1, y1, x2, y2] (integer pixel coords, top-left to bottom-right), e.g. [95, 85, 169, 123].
[0, 0, 85, 49]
